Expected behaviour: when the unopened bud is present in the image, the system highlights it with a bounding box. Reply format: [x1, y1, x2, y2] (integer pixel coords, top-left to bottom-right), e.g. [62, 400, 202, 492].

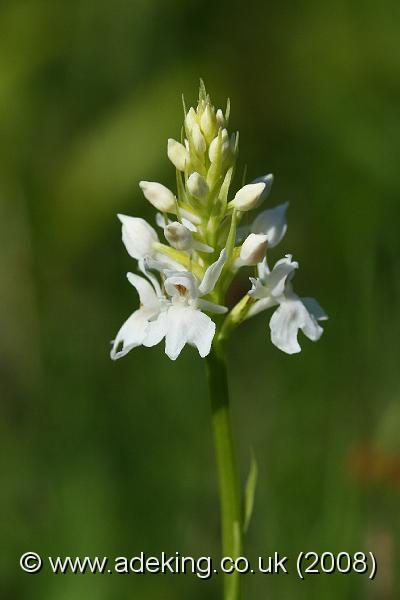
[209, 128, 230, 163]
[231, 182, 266, 211]
[216, 109, 225, 128]
[139, 181, 176, 213]
[167, 139, 188, 171]
[187, 172, 209, 199]
[200, 104, 217, 143]
[185, 107, 198, 133]
[164, 221, 193, 250]
[240, 233, 268, 265]
[191, 123, 206, 155]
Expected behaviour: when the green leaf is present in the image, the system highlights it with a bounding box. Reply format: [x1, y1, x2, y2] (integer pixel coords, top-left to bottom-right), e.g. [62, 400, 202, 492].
[243, 449, 258, 534]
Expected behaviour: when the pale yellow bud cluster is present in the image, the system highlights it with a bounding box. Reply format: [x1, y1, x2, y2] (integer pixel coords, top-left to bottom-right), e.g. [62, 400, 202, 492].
[137, 82, 276, 301]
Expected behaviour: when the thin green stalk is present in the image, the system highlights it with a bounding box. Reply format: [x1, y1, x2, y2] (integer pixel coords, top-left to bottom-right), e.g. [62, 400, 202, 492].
[206, 341, 242, 600]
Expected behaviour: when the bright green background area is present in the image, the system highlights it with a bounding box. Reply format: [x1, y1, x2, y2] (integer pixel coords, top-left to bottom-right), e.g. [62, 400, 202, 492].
[1, 1, 399, 598]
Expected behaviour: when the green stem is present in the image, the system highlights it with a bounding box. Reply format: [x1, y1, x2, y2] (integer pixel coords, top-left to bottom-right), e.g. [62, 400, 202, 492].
[206, 341, 242, 600]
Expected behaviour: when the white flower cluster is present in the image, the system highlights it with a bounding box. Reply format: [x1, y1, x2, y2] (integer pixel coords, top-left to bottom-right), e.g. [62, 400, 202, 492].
[111, 83, 327, 361]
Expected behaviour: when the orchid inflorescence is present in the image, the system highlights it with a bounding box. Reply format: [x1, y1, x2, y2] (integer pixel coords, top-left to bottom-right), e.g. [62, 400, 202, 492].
[111, 82, 327, 361]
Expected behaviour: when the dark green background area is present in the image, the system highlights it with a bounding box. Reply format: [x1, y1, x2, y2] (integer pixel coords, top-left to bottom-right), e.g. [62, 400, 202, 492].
[1, 1, 399, 598]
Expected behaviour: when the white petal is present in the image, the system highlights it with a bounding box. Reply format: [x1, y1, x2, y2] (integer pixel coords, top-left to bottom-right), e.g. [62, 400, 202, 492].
[143, 311, 168, 348]
[257, 257, 270, 280]
[118, 214, 158, 260]
[198, 249, 227, 296]
[164, 221, 193, 250]
[197, 299, 228, 314]
[110, 309, 149, 360]
[138, 258, 164, 297]
[155, 212, 170, 228]
[180, 208, 202, 225]
[269, 299, 303, 354]
[142, 252, 186, 274]
[193, 241, 214, 253]
[164, 306, 215, 360]
[126, 273, 159, 313]
[184, 309, 215, 358]
[269, 295, 324, 354]
[248, 277, 269, 299]
[251, 202, 289, 247]
[267, 255, 298, 297]
[246, 296, 277, 318]
[248, 255, 297, 300]
[181, 217, 197, 232]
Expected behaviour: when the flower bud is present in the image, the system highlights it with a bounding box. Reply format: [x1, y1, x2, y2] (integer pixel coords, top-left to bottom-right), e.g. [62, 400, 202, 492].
[232, 182, 266, 211]
[167, 138, 188, 171]
[187, 172, 209, 199]
[139, 181, 176, 213]
[239, 233, 268, 266]
[200, 104, 217, 143]
[191, 123, 206, 155]
[185, 107, 198, 133]
[216, 108, 225, 128]
[164, 221, 193, 250]
[209, 128, 230, 163]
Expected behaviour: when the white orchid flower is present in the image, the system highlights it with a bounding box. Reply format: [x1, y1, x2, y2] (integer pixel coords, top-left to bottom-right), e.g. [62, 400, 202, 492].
[110, 272, 164, 360]
[247, 255, 298, 316]
[247, 255, 327, 354]
[143, 251, 227, 360]
[113, 85, 327, 364]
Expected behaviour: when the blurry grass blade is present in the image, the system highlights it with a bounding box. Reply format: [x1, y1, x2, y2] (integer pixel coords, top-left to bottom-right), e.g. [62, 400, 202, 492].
[243, 449, 258, 533]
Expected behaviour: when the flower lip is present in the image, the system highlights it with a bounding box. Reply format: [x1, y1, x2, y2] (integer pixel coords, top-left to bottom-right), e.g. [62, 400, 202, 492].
[175, 284, 188, 296]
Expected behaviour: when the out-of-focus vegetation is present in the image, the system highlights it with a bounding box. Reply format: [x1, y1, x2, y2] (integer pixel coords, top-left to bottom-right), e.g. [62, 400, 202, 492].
[1, 1, 399, 598]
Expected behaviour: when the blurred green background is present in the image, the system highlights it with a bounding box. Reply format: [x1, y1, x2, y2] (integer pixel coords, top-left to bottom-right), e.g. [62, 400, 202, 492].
[1, 0, 399, 598]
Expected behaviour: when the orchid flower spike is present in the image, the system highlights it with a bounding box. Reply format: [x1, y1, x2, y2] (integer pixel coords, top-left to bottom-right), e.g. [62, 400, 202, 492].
[111, 82, 327, 361]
